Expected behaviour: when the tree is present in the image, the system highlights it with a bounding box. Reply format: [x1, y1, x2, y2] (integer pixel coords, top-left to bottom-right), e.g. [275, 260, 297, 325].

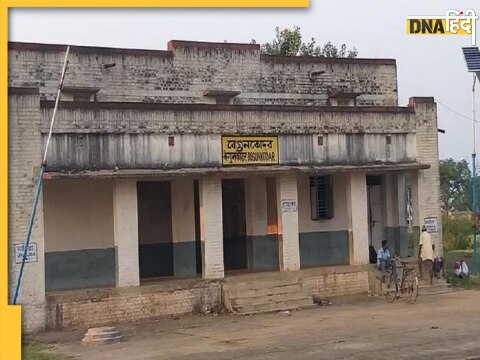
[440, 158, 471, 212]
[252, 26, 358, 58]
[442, 214, 472, 251]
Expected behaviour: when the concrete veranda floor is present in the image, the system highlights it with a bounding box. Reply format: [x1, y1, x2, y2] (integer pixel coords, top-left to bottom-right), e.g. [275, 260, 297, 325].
[30, 290, 480, 360]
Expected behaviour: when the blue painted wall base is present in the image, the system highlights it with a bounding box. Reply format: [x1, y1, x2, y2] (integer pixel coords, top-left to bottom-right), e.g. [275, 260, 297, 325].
[45, 248, 115, 291]
[299, 231, 349, 268]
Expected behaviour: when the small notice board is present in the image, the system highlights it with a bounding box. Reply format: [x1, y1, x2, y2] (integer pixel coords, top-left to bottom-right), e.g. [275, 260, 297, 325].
[424, 217, 438, 233]
[14, 243, 38, 264]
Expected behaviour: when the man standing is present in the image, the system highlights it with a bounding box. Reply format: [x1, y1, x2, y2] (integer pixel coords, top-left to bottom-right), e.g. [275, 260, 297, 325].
[418, 225, 434, 285]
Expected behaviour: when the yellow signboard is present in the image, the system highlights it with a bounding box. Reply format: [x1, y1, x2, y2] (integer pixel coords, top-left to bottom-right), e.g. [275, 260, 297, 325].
[222, 136, 279, 166]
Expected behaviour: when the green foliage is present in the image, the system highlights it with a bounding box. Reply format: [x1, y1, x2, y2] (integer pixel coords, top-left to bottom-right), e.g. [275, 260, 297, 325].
[442, 214, 472, 251]
[23, 343, 72, 360]
[440, 158, 471, 212]
[253, 26, 358, 58]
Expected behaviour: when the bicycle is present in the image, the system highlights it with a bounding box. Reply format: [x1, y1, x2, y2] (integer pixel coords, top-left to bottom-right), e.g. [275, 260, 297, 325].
[379, 257, 419, 304]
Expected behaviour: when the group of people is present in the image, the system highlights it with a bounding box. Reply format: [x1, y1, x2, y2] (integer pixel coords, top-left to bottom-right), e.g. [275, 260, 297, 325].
[376, 226, 444, 285]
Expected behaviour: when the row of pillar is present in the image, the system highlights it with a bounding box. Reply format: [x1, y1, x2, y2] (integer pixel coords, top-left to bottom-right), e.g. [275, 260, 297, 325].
[113, 173, 376, 287]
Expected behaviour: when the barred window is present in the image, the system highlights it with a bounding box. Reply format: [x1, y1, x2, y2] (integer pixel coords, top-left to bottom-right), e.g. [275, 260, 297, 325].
[310, 176, 334, 220]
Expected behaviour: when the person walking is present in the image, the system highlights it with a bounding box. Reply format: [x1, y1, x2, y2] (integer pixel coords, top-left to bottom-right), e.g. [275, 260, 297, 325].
[418, 225, 434, 285]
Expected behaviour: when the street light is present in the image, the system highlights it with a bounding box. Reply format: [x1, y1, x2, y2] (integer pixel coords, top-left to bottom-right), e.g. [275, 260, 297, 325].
[462, 46, 480, 275]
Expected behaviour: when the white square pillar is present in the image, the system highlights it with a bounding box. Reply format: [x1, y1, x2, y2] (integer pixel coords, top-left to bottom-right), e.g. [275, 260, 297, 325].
[199, 177, 224, 279]
[276, 174, 300, 272]
[383, 173, 399, 254]
[347, 173, 369, 265]
[113, 179, 140, 287]
[9, 189, 46, 333]
[397, 172, 408, 257]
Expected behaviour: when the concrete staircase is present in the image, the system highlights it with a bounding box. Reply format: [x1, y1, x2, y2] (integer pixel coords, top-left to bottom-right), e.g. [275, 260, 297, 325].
[222, 273, 315, 315]
[417, 276, 455, 296]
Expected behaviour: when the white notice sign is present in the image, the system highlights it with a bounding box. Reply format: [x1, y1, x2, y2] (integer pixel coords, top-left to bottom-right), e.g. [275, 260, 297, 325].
[424, 217, 438, 233]
[14, 243, 38, 264]
[281, 199, 297, 212]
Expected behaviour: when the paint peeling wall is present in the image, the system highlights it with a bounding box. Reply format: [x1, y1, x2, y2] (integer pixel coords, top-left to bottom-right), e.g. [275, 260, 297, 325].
[44, 132, 416, 171]
[40, 106, 417, 171]
[8, 41, 397, 106]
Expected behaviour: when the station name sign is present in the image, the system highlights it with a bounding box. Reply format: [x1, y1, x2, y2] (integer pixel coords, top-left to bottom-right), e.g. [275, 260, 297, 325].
[222, 136, 279, 166]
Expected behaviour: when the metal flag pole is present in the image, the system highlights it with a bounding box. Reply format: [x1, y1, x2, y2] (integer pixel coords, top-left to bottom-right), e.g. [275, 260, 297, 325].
[461, 47, 480, 275]
[12, 46, 70, 305]
[473, 73, 479, 276]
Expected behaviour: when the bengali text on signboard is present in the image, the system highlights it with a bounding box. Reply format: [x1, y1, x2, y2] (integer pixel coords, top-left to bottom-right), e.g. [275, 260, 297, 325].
[222, 136, 279, 166]
[14, 243, 38, 264]
[424, 217, 438, 233]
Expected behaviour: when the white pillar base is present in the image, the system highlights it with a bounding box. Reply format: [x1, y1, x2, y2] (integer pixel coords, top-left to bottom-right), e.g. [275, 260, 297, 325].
[347, 173, 369, 265]
[199, 177, 224, 279]
[276, 174, 300, 272]
[113, 179, 140, 287]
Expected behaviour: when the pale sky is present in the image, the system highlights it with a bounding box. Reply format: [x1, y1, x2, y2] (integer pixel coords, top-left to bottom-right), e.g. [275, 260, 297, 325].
[8, 0, 480, 161]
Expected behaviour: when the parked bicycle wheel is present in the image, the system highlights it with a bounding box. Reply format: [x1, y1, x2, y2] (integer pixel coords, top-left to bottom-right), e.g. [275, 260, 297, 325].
[404, 270, 419, 304]
[379, 273, 397, 302]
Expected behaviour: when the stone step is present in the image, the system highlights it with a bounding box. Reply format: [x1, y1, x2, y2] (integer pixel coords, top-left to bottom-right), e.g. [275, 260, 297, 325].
[231, 289, 311, 306]
[418, 282, 450, 289]
[418, 283, 456, 295]
[82, 326, 122, 346]
[88, 332, 121, 340]
[223, 277, 299, 291]
[235, 297, 315, 315]
[225, 284, 302, 298]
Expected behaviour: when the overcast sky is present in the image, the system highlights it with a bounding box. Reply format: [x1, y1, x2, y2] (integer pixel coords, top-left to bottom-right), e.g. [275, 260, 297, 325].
[8, 0, 480, 160]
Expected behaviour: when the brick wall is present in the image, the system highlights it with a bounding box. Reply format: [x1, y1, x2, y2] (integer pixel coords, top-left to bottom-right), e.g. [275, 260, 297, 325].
[8, 41, 397, 106]
[46, 281, 221, 329]
[301, 270, 370, 297]
[40, 105, 415, 135]
[45, 269, 369, 330]
[8, 91, 47, 333]
[410, 97, 442, 255]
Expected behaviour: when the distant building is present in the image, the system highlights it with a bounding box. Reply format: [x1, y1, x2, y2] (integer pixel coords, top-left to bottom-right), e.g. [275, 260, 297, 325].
[8, 40, 441, 332]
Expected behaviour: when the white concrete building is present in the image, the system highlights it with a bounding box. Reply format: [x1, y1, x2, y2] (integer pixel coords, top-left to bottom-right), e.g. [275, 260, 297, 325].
[8, 40, 441, 332]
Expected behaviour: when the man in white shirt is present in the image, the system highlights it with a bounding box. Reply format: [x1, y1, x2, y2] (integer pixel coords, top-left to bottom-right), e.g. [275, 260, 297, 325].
[418, 225, 434, 285]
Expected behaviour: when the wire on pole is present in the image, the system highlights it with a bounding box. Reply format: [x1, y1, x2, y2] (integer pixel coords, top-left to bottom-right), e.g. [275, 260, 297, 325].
[12, 46, 70, 305]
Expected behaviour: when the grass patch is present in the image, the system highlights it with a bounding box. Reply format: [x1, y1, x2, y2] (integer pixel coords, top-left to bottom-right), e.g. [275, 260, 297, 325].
[22, 343, 72, 360]
[444, 251, 480, 289]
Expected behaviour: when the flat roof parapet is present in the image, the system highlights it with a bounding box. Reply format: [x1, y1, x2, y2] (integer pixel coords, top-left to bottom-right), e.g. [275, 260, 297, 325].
[8, 42, 173, 58]
[261, 54, 396, 66]
[8, 41, 395, 66]
[167, 40, 260, 51]
[39, 100, 415, 114]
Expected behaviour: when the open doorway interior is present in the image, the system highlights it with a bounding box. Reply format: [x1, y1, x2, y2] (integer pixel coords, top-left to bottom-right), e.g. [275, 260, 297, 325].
[137, 181, 173, 279]
[222, 179, 247, 271]
[367, 175, 385, 263]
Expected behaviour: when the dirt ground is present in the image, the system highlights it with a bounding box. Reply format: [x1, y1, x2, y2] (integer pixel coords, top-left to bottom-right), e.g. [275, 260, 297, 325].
[30, 290, 480, 360]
